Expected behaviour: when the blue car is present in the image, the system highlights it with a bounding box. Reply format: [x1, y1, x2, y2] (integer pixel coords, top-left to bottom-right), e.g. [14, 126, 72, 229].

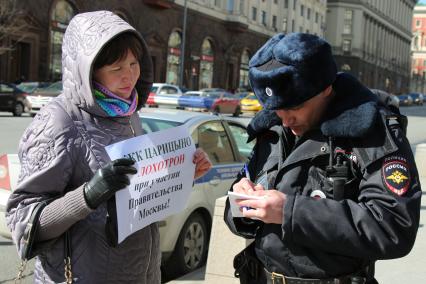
[408, 93, 424, 105]
[397, 94, 413, 106]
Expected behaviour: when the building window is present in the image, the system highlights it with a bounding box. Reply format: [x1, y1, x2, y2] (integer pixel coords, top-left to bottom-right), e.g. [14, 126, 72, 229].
[299, 26, 303, 32]
[166, 31, 182, 85]
[50, 0, 76, 81]
[227, 0, 234, 13]
[416, 19, 421, 27]
[307, 8, 311, 20]
[342, 39, 351, 52]
[283, 18, 288, 33]
[423, 59, 426, 66]
[262, 11, 267, 26]
[343, 9, 353, 35]
[272, 15, 277, 30]
[315, 12, 319, 23]
[199, 39, 214, 89]
[284, 0, 288, 9]
[343, 23, 351, 34]
[274, 0, 278, 4]
[301, 5, 304, 16]
[252, 7, 257, 21]
[293, 0, 297, 10]
[215, 0, 221, 7]
[345, 10, 353, 20]
[292, 19, 295, 32]
[239, 50, 250, 89]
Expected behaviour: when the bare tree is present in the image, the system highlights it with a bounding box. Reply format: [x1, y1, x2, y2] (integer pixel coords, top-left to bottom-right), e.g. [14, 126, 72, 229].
[0, 0, 26, 55]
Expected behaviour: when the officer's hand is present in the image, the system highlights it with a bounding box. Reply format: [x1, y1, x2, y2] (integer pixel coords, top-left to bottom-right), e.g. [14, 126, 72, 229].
[236, 190, 286, 224]
[84, 158, 137, 209]
[232, 178, 265, 194]
[193, 148, 212, 179]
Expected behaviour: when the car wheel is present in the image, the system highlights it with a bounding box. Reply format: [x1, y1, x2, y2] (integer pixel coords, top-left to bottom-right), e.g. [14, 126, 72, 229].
[233, 106, 241, 117]
[167, 213, 209, 275]
[13, 103, 24, 117]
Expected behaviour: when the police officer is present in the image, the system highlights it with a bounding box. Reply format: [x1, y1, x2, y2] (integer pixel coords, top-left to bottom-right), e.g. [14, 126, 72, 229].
[224, 33, 421, 284]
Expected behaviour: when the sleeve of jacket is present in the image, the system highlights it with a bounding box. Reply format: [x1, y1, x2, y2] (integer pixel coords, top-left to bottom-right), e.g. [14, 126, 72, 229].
[6, 104, 93, 257]
[282, 124, 421, 260]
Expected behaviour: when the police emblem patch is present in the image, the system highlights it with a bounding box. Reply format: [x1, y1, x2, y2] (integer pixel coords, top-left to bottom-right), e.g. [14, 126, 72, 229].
[382, 156, 410, 196]
[265, 87, 273, 97]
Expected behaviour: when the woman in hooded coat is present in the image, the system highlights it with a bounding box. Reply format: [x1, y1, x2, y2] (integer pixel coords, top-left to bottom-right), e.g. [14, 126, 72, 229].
[6, 11, 211, 283]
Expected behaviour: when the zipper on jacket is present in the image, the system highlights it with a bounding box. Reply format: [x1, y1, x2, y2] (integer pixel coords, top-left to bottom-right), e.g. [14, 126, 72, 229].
[129, 118, 135, 136]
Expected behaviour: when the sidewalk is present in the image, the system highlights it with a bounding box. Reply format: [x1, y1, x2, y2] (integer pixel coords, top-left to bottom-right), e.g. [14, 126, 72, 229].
[167, 177, 426, 284]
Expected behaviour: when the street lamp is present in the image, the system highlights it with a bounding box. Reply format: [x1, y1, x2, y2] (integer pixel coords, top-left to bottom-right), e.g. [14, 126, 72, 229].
[179, 0, 188, 89]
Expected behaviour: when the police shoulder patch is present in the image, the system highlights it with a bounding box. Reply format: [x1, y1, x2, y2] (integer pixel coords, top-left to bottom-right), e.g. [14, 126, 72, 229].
[382, 156, 410, 196]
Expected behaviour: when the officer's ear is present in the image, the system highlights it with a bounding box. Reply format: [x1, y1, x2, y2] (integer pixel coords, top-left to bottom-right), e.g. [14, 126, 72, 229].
[322, 85, 333, 98]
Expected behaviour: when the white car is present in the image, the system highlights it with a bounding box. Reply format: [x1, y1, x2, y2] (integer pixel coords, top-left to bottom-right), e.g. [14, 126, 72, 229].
[146, 83, 183, 108]
[26, 81, 63, 116]
[0, 109, 254, 276]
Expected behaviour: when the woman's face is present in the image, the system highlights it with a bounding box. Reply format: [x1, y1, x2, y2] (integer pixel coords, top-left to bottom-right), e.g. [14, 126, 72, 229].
[93, 49, 140, 99]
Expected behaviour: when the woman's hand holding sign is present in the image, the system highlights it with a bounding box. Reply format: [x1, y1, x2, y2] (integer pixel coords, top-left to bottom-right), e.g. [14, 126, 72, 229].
[193, 148, 212, 179]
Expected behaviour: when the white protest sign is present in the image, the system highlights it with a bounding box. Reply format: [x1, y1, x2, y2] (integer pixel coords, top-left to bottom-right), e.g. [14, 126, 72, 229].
[105, 124, 196, 243]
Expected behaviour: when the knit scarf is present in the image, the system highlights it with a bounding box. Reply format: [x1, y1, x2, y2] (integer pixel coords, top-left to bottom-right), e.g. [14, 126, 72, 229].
[93, 81, 138, 117]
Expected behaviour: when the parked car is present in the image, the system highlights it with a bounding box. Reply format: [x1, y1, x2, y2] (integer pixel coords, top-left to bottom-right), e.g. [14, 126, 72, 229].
[16, 82, 51, 94]
[398, 94, 413, 106]
[26, 81, 62, 116]
[146, 83, 183, 108]
[0, 82, 31, 116]
[199, 88, 226, 93]
[240, 93, 263, 113]
[178, 91, 241, 116]
[408, 93, 424, 105]
[0, 108, 254, 275]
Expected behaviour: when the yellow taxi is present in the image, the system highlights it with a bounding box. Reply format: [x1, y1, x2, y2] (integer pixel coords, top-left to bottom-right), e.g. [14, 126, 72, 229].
[240, 93, 263, 113]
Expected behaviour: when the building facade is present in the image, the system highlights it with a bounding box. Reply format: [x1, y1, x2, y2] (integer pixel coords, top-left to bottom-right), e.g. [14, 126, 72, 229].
[325, 0, 416, 94]
[0, 0, 328, 91]
[411, 4, 426, 93]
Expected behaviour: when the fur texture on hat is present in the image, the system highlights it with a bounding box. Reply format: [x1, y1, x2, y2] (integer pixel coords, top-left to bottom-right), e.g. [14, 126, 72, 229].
[249, 33, 337, 110]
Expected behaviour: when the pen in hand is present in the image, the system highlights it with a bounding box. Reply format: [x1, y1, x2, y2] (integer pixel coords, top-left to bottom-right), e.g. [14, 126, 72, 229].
[242, 164, 252, 212]
[244, 164, 251, 181]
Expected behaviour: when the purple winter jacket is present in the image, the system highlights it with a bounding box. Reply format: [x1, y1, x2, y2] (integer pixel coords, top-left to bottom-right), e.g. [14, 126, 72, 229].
[6, 11, 160, 283]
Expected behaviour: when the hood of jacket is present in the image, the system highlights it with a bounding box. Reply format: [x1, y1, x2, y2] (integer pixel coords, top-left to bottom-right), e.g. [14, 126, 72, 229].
[61, 10, 153, 117]
[248, 72, 379, 140]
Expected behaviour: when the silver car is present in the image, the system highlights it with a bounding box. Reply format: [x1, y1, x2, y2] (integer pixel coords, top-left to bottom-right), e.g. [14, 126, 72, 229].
[0, 109, 254, 276]
[139, 108, 253, 275]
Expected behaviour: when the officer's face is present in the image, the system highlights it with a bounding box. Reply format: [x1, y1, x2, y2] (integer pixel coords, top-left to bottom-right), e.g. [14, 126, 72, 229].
[275, 86, 333, 136]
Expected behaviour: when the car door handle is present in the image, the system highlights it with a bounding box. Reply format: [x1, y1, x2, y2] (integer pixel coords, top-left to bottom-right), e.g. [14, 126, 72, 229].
[209, 178, 220, 186]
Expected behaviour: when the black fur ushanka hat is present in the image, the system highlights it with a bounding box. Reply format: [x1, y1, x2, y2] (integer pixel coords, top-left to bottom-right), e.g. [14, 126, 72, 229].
[249, 33, 337, 110]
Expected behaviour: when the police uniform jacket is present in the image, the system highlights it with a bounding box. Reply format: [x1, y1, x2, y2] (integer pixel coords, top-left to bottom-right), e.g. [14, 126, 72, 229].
[224, 73, 422, 280]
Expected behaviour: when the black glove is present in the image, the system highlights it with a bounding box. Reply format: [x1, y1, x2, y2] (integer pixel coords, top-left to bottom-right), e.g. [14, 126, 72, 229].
[84, 158, 137, 209]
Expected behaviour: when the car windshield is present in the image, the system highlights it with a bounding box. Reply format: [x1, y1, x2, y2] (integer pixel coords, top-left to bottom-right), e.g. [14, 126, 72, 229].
[16, 82, 39, 93]
[140, 117, 182, 133]
[185, 92, 200, 96]
[201, 93, 221, 99]
[43, 82, 62, 92]
[151, 86, 158, 93]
